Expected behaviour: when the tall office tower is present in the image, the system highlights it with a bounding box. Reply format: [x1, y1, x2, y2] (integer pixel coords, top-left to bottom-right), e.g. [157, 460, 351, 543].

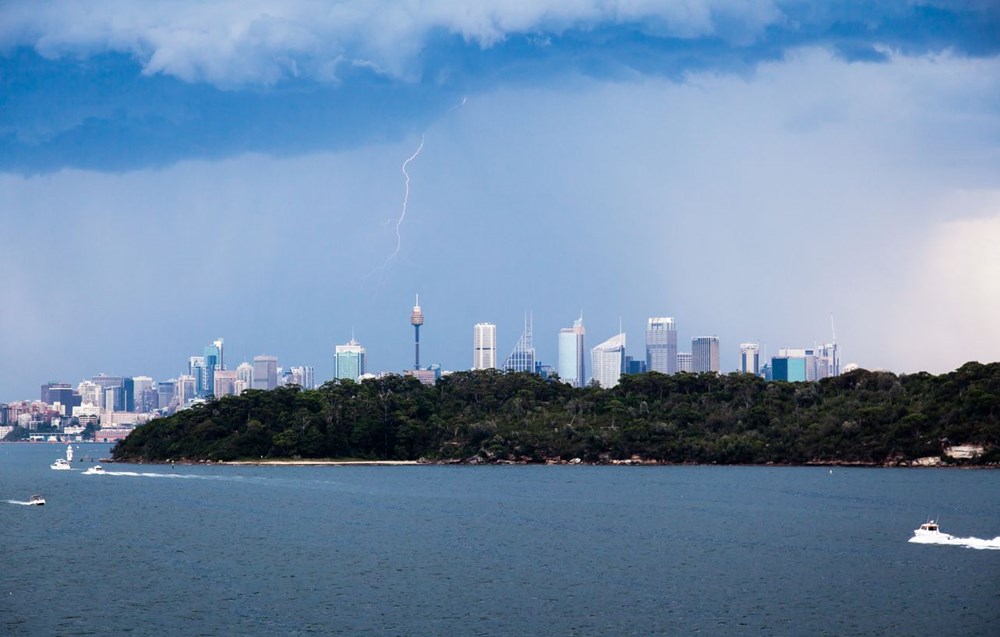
[213, 370, 238, 397]
[40, 382, 71, 404]
[157, 380, 177, 412]
[177, 375, 197, 406]
[104, 386, 126, 412]
[503, 313, 536, 373]
[77, 380, 102, 407]
[236, 362, 254, 389]
[188, 356, 206, 396]
[410, 295, 424, 369]
[676, 352, 693, 372]
[91, 374, 124, 393]
[252, 355, 278, 390]
[473, 323, 497, 370]
[132, 376, 156, 412]
[233, 379, 248, 396]
[645, 317, 677, 374]
[557, 315, 586, 387]
[122, 377, 136, 411]
[335, 339, 367, 380]
[692, 336, 720, 373]
[291, 366, 315, 389]
[41, 383, 80, 416]
[739, 343, 760, 375]
[591, 333, 626, 388]
[91, 374, 124, 410]
[212, 338, 224, 370]
[200, 340, 223, 397]
[815, 343, 839, 379]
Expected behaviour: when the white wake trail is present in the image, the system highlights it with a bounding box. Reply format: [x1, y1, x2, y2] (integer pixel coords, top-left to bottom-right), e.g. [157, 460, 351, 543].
[909, 535, 1000, 550]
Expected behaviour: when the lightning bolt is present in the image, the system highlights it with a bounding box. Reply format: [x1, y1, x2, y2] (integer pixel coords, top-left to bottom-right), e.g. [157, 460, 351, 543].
[372, 135, 424, 274]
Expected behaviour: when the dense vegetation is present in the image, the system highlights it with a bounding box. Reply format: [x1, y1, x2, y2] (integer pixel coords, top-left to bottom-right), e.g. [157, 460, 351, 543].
[112, 362, 1000, 466]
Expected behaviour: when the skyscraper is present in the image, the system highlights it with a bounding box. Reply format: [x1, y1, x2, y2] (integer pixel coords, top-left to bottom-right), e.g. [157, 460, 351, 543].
[558, 315, 586, 387]
[692, 336, 720, 373]
[236, 362, 254, 389]
[252, 355, 278, 390]
[473, 323, 497, 370]
[132, 376, 156, 412]
[334, 339, 367, 381]
[676, 352, 693, 372]
[291, 366, 315, 389]
[157, 380, 177, 412]
[410, 295, 424, 370]
[591, 332, 626, 388]
[200, 339, 223, 397]
[503, 313, 536, 373]
[645, 317, 677, 374]
[739, 343, 760, 375]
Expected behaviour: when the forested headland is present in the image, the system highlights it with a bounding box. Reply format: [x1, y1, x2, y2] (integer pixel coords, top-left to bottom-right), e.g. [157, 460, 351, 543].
[111, 362, 1000, 466]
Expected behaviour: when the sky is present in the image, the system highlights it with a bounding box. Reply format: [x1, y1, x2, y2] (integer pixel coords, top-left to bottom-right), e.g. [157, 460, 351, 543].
[2, 1, 1000, 401]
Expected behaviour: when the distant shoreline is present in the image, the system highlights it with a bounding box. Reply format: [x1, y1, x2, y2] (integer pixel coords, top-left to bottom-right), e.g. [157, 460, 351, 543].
[221, 459, 421, 467]
[105, 457, 997, 469]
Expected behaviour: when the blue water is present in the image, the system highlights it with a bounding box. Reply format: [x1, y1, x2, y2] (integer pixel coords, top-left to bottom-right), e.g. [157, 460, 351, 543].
[2, 443, 998, 636]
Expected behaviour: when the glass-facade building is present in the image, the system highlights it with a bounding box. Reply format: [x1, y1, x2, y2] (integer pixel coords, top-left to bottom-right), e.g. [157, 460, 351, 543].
[692, 336, 720, 373]
[334, 340, 367, 381]
[645, 317, 677, 374]
[557, 316, 586, 387]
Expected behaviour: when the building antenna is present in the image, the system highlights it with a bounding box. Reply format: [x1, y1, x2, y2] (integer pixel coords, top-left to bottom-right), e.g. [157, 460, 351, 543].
[830, 313, 837, 344]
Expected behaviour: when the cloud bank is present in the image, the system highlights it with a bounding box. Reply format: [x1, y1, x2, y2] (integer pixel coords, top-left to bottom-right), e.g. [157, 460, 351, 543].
[0, 0, 783, 86]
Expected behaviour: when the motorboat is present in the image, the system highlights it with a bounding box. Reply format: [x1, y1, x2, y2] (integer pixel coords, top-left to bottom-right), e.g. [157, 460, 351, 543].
[913, 520, 953, 540]
[28, 494, 46, 506]
[51, 444, 74, 470]
[83, 465, 106, 475]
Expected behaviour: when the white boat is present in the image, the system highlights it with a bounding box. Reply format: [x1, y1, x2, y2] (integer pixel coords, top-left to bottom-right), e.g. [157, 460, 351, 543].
[83, 465, 106, 475]
[914, 520, 953, 540]
[50, 444, 74, 470]
[29, 494, 46, 506]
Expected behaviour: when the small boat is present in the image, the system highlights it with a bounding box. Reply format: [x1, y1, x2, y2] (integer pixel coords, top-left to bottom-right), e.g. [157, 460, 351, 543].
[28, 494, 46, 506]
[50, 444, 74, 470]
[83, 465, 106, 475]
[913, 520, 953, 540]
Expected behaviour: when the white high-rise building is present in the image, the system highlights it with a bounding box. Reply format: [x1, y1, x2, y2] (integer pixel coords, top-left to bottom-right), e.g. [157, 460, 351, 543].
[739, 343, 760, 375]
[473, 323, 497, 370]
[291, 366, 315, 389]
[591, 333, 626, 388]
[236, 362, 254, 389]
[645, 317, 677, 374]
[77, 380, 102, 407]
[558, 315, 586, 387]
[677, 352, 693, 372]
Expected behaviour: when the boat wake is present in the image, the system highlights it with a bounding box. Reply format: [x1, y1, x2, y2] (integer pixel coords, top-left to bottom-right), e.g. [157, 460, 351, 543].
[909, 534, 1000, 550]
[5, 499, 37, 506]
[85, 470, 235, 481]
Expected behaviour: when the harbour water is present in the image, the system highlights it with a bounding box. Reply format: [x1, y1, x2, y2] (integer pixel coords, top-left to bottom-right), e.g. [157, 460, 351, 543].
[3, 443, 999, 635]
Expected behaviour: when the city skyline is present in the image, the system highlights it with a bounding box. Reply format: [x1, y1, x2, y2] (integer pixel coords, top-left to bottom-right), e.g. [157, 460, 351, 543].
[2, 2, 999, 402]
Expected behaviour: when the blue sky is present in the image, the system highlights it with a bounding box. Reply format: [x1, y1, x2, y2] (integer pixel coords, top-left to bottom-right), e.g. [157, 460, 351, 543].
[2, 1, 1000, 401]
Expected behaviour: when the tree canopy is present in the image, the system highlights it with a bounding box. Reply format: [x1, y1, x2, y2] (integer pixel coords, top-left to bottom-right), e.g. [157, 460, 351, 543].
[112, 363, 1000, 466]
